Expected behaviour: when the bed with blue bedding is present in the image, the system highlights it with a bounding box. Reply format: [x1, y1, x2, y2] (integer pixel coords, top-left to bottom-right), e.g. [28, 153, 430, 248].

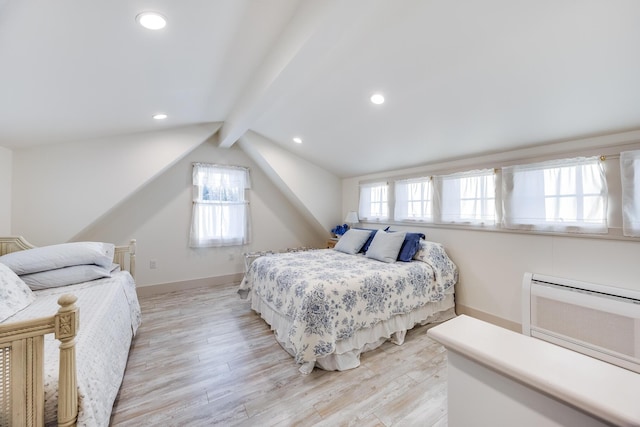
[238, 232, 457, 374]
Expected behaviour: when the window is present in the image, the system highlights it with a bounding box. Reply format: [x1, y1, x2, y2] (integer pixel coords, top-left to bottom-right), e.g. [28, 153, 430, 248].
[394, 177, 433, 221]
[189, 163, 251, 247]
[358, 182, 389, 221]
[620, 150, 640, 237]
[502, 157, 607, 233]
[435, 169, 496, 224]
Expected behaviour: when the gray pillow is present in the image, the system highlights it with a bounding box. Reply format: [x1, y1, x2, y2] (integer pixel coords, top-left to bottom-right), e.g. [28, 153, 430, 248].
[334, 229, 372, 254]
[0, 242, 115, 275]
[21, 263, 117, 290]
[365, 231, 406, 263]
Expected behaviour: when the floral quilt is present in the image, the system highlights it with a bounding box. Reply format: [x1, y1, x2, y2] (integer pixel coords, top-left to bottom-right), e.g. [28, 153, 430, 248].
[239, 246, 457, 365]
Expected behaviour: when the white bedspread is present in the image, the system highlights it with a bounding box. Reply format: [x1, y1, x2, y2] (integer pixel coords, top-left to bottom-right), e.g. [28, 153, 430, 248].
[239, 248, 457, 367]
[3, 271, 141, 427]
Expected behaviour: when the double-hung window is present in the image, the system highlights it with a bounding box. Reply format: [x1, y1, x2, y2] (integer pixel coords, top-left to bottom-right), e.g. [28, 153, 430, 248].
[358, 181, 389, 221]
[394, 177, 433, 221]
[189, 163, 251, 247]
[502, 157, 607, 233]
[435, 169, 496, 225]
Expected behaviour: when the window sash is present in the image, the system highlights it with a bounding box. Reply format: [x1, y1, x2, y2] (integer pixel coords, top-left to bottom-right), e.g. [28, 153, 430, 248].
[358, 182, 389, 221]
[394, 177, 433, 221]
[502, 157, 607, 233]
[190, 164, 251, 247]
[435, 169, 496, 225]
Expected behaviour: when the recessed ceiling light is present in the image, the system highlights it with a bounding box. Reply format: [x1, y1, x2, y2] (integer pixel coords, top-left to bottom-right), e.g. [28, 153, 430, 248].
[152, 113, 168, 120]
[136, 12, 167, 30]
[293, 137, 303, 144]
[370, 93, 385, 105]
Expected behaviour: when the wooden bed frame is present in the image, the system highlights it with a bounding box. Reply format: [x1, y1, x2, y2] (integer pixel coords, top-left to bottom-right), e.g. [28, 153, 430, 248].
[0, 236, 136, 427]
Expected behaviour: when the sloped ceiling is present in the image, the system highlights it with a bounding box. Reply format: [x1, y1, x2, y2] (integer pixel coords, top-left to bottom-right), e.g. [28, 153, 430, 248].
[2, 0, 640, 178]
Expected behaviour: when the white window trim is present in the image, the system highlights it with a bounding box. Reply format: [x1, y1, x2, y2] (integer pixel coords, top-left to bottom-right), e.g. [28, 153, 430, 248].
[358, 181, 389, 221]
[501, 157, 608, 233]
[394, 176, 433, 222]
[433, 169, 496, 225]
[189, 163, 251, 247]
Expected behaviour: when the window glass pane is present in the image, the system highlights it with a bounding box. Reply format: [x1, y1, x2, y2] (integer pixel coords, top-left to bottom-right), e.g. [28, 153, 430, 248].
[359, 182, 389, 220]
[395, 177, 432, 221]
[502, 157, 607, 233]
[436, 170, 495, 224]
[190, 164, 251, 247]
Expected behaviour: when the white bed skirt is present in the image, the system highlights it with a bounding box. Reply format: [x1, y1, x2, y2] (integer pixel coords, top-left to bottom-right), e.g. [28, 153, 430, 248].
[250, 292, 456, 374]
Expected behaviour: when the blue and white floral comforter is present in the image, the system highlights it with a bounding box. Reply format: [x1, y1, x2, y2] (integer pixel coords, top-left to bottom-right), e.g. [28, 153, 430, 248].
[239, 246, 457, 365]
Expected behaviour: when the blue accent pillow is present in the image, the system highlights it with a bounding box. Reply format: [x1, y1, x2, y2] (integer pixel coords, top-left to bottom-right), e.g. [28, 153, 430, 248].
[362, 233, 375, 253]
[353, 228, 379, 253]
[394, 232, 425, 261]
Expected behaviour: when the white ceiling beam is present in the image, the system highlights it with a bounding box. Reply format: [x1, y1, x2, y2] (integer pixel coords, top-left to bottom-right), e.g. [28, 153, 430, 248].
[217, 0, 352, 148]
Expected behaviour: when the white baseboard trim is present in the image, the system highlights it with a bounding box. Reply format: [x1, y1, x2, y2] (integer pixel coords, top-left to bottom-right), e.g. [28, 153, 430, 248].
[136, 272, 245, 298]
[455, 304, 521, 332]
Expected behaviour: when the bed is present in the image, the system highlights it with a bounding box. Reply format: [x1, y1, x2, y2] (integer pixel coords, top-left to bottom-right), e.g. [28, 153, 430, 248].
[0, 236, 140, 427]
[239, 229, 458, 374]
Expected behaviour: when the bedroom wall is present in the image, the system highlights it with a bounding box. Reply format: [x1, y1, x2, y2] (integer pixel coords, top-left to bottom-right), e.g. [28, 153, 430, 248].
[343, 130, 640, 329]
[238, 130, 342, 237]
[0, 146, 11, 234]
[76, 141, 325, 289]
[10, 123, 222, 245]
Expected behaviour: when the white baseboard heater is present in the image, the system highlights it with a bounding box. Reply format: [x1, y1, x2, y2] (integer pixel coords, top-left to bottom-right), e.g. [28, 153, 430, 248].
[522, 272, 640, 373]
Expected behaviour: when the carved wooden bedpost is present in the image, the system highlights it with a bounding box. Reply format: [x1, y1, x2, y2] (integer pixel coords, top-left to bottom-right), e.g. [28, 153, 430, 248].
[55, 295, 79, 427]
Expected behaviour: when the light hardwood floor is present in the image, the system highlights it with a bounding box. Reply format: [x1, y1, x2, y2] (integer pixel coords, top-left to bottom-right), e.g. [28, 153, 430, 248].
[110, 282, 449, 426]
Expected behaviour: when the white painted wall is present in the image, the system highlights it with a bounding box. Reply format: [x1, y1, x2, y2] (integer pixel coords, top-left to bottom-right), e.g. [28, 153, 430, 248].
[11, 123, 221, 245]
[0, 146, 11, 235]
[76, 141, 324, 288]
[343, 131, 640, 327]
[239, 130, 342, 237]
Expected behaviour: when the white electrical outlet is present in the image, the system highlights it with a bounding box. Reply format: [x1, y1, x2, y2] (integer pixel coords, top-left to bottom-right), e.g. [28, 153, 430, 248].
[150, 260, 157, 269]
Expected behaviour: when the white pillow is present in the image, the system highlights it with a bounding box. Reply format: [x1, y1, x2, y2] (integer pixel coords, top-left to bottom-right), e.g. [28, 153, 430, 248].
[0, 262, 36, 322]
[365, 231, 406, 263]
[21, 263, 117, 290]
[334, 229, 372, 254]
[0, 242, 115, 275]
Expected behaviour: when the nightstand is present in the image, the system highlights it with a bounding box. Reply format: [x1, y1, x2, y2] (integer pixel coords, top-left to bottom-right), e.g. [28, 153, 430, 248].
[327, 238, 338, 248]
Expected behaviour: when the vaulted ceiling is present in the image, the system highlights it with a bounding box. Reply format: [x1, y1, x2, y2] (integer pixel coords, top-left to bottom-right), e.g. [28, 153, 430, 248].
[2, 0, 640, 177]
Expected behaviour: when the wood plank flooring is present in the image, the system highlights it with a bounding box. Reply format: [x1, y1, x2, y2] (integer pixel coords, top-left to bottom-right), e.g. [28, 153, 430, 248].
[110, 282, 449, 426]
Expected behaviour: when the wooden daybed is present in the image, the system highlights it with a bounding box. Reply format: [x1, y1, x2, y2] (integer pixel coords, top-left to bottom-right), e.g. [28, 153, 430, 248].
[0, 236, 140, 427]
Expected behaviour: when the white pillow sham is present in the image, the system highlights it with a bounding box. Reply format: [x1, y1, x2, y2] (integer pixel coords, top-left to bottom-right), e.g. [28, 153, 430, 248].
[365, 230, 406, 263]
[21, 263, 118, 290]
[334, 229, 373, 254]
[0, 262, 36, 322]
[0, 242, 115, 275]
